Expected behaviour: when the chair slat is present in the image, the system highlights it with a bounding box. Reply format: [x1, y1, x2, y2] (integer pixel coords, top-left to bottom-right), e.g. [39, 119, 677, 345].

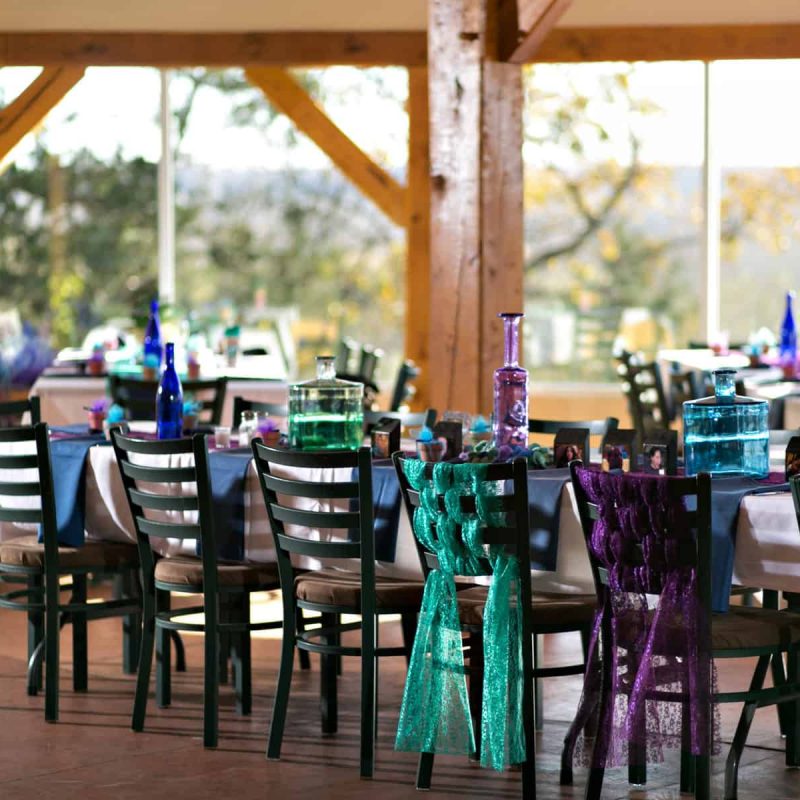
[275, 532, 361, 559]
[253, 442, 358, 470]
[136, 517, 201, 540]
[0, 454, 39, 469]
[270, 504, 361, 530]
[121, 461, 196, 484]
[261, 473, 359, 500]
[405, 488, 514, 513]
[115, 435, 194, 456]
[0, 507, 42, 523]
[0, 426, 36, 443]
[0, 481, 41, 496]
[129, 489, 199, 512]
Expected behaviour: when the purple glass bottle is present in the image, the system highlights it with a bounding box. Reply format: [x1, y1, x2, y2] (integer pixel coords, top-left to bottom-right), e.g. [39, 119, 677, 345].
[493, 312, 528, 448]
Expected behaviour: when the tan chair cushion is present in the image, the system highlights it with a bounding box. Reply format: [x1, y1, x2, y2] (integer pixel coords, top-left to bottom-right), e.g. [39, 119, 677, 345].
[295, 569, 425, 610]
[457, 585, 597, 628]
[711, 607, 800, 651]
[155, 556, 279, 589]
[0, 535, 138, 570]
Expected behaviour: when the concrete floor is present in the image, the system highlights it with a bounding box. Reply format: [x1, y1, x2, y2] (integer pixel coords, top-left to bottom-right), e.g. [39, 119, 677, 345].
[0, 589, 797, 800]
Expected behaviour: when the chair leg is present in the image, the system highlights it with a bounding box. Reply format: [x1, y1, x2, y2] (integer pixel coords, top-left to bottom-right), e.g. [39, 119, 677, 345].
[155, 589, 172, 708]
[560, 694, 598, 786]
[416, 752, 434, 790]
[680, 700, 696, 794]
[119, 570, 141, 676]
[203, 594, 219, 748]
[218, 593, 231, 686]
[267, 600, 297, 760]
[533, 633, 544, 732]
[71, 574, 88, 692]
[296, 606, 311, 670]
[468, 630, 484, 760]
[725, 655, 770, 800]
[785, 648, 800, 767]
[320, 612, 338, 735]
[171, 631, 186, 672]
[132, 585, 156, 732]
[231, 593, 252, 716]
[400, 612, 417, 665]
[44, 574, 60, 723]
[27, 574, 44, 695]
[763, 591, 789, 736]
[360, 612, 377, 778]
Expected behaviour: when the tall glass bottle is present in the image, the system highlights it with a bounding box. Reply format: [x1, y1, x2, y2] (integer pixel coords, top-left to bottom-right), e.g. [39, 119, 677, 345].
[493, 312, 528, 448]
[779, 291, 797, 370]
[143, 298, 163, 367]
[156, 342, 183, 440]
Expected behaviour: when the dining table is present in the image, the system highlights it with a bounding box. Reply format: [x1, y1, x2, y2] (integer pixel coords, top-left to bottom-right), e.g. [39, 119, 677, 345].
[2, 426, 800, 609]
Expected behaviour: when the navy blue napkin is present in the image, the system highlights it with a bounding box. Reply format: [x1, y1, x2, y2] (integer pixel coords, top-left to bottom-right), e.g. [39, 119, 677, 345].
[704, 475, 789, 613]
[39, 434, 108, 547]
[350, 462, 402, 562]
[527, 468, 572, 571]
[203, 448, 252, 561]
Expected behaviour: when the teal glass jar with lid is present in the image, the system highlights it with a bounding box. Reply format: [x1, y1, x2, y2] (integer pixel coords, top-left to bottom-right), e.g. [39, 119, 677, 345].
[683, 368, 768, 478]
[288, 355, 364, 450]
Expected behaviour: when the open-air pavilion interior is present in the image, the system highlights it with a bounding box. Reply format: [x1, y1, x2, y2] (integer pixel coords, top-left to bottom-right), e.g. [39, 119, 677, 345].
[2, 2, 800, 798]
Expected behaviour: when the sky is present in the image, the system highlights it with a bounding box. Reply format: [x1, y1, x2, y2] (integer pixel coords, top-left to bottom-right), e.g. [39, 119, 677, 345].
[2, 60, 800, 171]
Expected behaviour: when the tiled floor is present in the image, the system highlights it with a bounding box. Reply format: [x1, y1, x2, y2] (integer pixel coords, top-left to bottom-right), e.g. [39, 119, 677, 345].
[0, 589, 797, 799]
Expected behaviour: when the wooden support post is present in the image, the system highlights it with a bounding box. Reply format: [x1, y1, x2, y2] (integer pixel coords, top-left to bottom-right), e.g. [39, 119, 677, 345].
[405, 67, 431, 410]
[0, 67, 85, 161]
[245, 67, 408, 228]
[428, 0, 524, 414]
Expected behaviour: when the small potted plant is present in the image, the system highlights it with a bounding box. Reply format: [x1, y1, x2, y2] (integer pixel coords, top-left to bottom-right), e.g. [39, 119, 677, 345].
[142, 352, 160, 381]
[186, 351, 201, 380]
[416, 426, 446, 462]
[183, 398, 202, 433]
[85, 398, 109, 433]
[256, 417, 281, 447]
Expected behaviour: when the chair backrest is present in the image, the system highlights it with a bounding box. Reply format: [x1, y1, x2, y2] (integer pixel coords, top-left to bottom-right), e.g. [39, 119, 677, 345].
[0, 422, 58, 564]
[392, 452, 530, 580]
[358, 345, 383, 384]
[111, 430, 218, 584]
[109, 376, 227, 424]
[616, 350, 672, 441]
[335, 337, 359, 374]
[0, 396, 41, 428]
[231, 396, 289, 429]
[250, 443, 375, 604]
[569, 460, 711, 607]
[389, 360, 420, 411]
[363, 408, 437, 435]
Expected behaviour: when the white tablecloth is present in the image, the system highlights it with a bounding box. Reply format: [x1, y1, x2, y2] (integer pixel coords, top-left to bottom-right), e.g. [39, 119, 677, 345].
[29, 375, 289, 428]
[3, 437, 799, 595]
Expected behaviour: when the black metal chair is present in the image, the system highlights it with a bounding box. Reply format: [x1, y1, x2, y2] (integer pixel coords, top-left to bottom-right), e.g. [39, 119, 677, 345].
[108, 375, 227, 425]
[112, 430, 281, 747]
[252, 443, 424, 777]
[0, 423, 140, 721]
[231, 396, 288, 429]
[392, 454, 539, 796]
[567, 462, 800, 800]
[358, 345, 383, 384]
[616, 350, 672, 441]
[389, 360, 420, 411]
[0, 396, 41, 427]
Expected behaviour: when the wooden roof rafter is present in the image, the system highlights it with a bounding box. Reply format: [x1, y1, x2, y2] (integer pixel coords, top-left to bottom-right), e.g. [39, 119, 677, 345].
[498, 0, 573, 63]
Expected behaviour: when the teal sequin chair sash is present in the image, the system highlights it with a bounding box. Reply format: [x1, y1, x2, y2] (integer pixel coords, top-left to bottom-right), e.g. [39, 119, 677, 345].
[395, 459, 527, 771]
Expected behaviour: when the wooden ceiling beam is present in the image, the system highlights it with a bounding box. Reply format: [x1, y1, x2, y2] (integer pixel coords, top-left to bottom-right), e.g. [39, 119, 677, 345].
[0, 66, 85, 161]
[245, 67, 408, 228]
[533, 24, 800, 62]
[502, 0, 573, 63]
[0, 31, 427, 67]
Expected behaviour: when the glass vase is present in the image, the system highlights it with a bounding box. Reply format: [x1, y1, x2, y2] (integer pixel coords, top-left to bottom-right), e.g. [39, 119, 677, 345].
[493, 313, 528, 448]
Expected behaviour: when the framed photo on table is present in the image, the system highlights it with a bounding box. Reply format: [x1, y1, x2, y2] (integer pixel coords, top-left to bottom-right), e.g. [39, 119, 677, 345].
[554, 427, 590, 468]
[786, 436, 800, 479]
[641, 429, 678, 476]
[602, 429, 637, 473]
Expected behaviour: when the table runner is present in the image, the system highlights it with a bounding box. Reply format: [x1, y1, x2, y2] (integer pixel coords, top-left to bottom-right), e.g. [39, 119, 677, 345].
[203, 448, 252, 561]
[352, 463, 403, 562]
[526, 468, 571, 571]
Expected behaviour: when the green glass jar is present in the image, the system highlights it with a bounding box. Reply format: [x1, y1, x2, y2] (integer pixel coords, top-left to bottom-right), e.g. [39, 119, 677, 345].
[288, 356, 364, 450]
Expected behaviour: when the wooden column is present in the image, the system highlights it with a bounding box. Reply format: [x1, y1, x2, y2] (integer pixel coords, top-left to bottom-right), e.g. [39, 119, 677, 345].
[427, 0, 524, 414]
[405, 66, 431, 409]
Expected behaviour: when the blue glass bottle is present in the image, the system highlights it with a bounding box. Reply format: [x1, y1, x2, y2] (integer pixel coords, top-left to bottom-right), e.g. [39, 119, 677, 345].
[156, 342, 183, 440]
[143, 298, 163, 367]
[779, 291, 797, 367]
[683, 369, 768, 478]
